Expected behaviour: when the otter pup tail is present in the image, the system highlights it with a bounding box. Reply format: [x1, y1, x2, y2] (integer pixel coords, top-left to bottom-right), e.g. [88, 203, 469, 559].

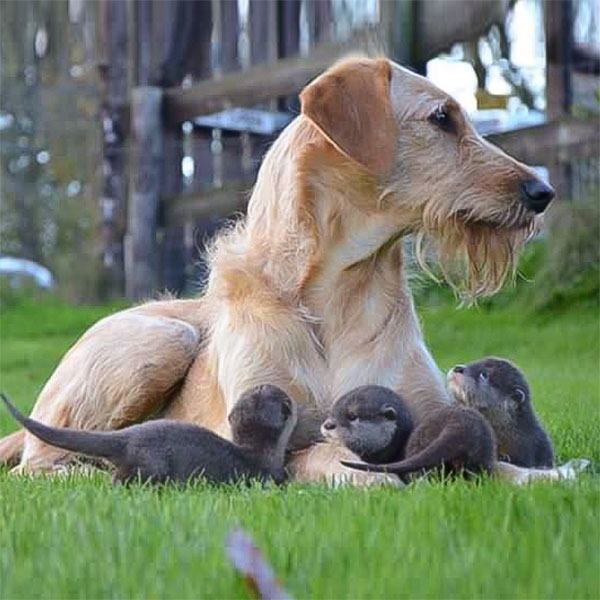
[1, 392, 125, 460]
[341, 429, 469, 476]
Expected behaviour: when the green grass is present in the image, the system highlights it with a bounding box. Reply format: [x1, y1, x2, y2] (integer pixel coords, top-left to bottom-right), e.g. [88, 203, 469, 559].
[0, 297, 599, 599]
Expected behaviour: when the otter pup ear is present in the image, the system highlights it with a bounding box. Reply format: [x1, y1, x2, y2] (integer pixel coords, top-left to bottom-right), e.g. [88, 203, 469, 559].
[300, 58, 396, 176]
[382, 406, 397, 420]
[513, 387, 527, 405]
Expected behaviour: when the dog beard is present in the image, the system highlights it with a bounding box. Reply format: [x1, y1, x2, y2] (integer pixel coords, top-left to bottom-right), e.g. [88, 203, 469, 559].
[414, 216, 538, 300]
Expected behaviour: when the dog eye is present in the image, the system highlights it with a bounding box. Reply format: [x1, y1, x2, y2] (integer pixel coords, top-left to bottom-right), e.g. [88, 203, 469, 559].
[429, 106, 454, 133]
[348, 414, 358, 422]
[479, 371, 488, 382]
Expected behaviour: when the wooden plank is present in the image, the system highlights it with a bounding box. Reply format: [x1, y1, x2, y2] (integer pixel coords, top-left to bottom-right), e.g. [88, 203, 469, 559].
[166, 182, 251, 225]
[163, 27, 382, 124]
[165, 118, 598, 226]
[487, 118, 599, 165]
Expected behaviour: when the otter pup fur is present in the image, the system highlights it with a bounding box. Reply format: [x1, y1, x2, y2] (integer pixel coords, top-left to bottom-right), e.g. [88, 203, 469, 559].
[447, 357, 554, 467]
[1, 385, 296, 485]
[341, 402, 497, 479]
[321, 386, 414, 463]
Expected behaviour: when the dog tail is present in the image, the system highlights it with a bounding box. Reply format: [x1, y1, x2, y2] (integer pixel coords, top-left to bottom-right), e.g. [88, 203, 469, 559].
[1, 393, 125, 461]
[341, 428, 465, 476]
[0, 429, 25, 467]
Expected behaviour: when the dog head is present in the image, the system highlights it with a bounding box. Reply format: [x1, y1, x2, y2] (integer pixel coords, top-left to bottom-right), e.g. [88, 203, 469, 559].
[300, 57, 553, 298]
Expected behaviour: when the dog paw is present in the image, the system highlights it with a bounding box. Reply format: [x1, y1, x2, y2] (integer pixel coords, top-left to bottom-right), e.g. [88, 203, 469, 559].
[555, 458, 590, 480]
[331, 469, 404, 488]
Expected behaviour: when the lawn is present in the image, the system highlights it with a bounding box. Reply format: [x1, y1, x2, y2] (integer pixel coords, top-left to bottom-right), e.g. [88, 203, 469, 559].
[0, 297, 598, 599]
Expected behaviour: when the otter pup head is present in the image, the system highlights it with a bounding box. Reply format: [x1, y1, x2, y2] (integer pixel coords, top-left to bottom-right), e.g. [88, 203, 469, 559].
[229, 385, 297, 450]
[447, 357, 530, 422]
[321, 385, 413, 463]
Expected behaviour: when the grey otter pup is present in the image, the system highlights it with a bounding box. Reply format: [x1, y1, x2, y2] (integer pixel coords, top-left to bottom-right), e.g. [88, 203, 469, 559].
[1, 385, 296, 485]
[341, 403, 497, 479]
[447, 357, 554, 467]
[322, 386, 413, 463]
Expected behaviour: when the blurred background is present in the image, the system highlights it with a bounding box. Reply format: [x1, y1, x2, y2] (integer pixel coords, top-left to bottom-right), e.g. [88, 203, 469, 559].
[0, 0, 598, 307]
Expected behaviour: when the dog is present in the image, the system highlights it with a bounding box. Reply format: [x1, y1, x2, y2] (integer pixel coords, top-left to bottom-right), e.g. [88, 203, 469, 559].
[0, 56, 555, 484]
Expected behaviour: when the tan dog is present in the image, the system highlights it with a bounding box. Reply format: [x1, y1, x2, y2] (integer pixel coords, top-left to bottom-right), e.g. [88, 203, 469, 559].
[0, 57, 555, 483]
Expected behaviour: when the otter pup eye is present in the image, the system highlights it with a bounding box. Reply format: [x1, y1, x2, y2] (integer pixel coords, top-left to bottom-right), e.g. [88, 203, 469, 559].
[382, 407, 397, 421]
[479, 371, 489, 383]
[347, 413, 358, 422]
[428, 105, 454, 133]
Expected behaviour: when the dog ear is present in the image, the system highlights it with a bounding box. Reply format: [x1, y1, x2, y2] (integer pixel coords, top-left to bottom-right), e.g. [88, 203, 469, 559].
[300, 58, 396, 176]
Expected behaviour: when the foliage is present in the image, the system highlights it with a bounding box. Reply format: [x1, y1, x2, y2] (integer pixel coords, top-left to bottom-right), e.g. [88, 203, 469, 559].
[0, 1, 102, 303]
[529, 192, 600, 311]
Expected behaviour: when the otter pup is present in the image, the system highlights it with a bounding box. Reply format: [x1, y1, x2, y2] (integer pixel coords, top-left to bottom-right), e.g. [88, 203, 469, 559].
[341, 402, 497, 479]
[447, 357, 554, 467]
[322, 386, 414, 463]
[1, 385, 296, 485]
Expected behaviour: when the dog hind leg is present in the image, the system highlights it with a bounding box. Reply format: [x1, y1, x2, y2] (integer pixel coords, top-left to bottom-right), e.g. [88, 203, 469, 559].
[11, 305, 203, 474]
[0, 430, 25, 467]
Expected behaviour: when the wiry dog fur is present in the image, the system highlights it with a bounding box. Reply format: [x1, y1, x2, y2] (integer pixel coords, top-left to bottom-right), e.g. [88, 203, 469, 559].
[1, 57, 553, 484]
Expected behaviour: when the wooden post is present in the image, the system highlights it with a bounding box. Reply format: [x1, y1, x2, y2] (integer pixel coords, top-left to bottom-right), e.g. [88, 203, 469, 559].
[249, 0, 278, 65]
[380, 0, 415, 67]
[545, 0, 572, 119]
[545, 0, 573, 199]
[278, 0, 300, 58]
[125, 87, 163, 300]
[161, 123, 186, 293]
[154, 0, 213, 294]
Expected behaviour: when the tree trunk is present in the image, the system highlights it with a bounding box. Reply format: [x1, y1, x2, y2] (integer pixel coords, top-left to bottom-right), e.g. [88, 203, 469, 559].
[97, 0, 128, 297]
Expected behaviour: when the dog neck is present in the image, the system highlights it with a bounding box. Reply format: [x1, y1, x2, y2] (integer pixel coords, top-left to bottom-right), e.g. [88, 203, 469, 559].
[245, 117, 410, 312]
[206, 116, 445, 410]
[243, 118, 426, 368]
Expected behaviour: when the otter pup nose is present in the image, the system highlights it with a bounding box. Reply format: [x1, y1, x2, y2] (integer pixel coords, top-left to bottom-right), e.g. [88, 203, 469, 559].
[452, 365, 465, 374]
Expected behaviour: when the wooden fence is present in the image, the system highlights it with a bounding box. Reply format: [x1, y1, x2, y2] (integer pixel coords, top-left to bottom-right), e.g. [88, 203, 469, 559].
[98, 0, 599, 300]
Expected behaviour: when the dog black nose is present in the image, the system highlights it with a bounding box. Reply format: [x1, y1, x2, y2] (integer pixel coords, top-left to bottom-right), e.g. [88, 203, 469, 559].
[323, 419, 336, 430]
[452, 365, 465, 374]
[518, 179, 555, 214]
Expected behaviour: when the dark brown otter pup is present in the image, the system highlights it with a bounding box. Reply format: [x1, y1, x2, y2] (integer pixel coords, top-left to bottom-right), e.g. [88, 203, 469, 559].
[447, 357, 554, 467]
[322, 386, 414, 463]
[1, 385, 297, 485]
[341, 402, 497, 479]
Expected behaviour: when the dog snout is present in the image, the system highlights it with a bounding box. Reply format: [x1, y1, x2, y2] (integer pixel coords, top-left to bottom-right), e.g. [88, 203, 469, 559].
[452, 364, 465, 374]
[518, 179, 555, 214]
